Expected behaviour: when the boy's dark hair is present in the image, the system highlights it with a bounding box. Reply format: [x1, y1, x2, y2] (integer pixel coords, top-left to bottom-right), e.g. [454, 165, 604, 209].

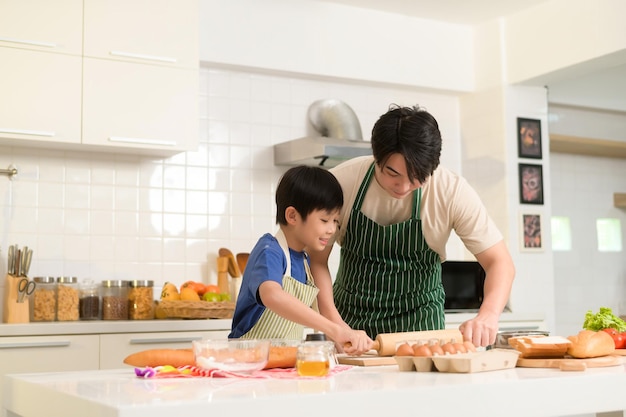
[371, 104, 442, 184]
[275, 165, 343, 225]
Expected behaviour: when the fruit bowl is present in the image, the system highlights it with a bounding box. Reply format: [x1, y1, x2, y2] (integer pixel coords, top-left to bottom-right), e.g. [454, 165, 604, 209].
[192, 339, 271, 373]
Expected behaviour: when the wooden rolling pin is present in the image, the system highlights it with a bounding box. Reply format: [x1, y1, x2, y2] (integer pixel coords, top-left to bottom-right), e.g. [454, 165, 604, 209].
[368, 329, 464, 356]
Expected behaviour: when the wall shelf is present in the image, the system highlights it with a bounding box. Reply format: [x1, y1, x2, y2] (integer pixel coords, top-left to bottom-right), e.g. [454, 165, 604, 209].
[550, 134, 626, 159]
[614, 193, 626, 208]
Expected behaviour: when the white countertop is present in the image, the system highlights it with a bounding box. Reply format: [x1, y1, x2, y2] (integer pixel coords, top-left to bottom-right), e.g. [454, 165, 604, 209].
[3, 361, 625, 417]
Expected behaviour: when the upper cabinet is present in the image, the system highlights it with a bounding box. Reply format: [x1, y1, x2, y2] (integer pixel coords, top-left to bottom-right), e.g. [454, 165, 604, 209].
[0, 0, 199, 156]
[83, 0, 198, 69]
[0, 0, 83, 55]
[0, 48, 82, 144]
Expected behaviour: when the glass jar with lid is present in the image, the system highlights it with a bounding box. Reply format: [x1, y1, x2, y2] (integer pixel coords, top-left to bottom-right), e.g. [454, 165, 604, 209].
[79, 279, 100, 320]
[30, 277, 57, 322]
[128, 280, 154, 320]
[56, 276, 79, 321]
[101, 280, 128, 320]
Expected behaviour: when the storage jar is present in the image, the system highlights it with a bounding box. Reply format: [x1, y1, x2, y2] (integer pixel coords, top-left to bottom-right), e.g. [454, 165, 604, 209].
[30, 276, 57, 322]
[101, 280, 128, 320]
[56, 276, 79, 321]
[128, 280, 154, 320]
[79, 279, 100, 320]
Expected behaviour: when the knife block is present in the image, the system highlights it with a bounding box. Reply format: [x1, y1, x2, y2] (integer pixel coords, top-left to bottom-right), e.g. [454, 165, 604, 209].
[3, 274, 30, 324]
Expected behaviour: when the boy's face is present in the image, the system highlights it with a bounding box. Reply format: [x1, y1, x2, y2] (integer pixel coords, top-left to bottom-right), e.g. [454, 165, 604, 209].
[295, 208, 341, 252]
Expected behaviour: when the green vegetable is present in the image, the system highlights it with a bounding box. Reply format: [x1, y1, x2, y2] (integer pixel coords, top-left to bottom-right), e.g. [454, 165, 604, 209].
[583, 307, 626, 332]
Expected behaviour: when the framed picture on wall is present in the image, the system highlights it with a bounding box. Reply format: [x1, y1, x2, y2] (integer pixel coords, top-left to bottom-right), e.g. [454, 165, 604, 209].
[519, 163, 544, 205]
[520, 213, 543, 252]
[517, 117, 542, 159]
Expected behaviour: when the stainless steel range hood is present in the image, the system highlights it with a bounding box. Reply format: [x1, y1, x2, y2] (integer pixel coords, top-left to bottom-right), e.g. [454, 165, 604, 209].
[274, 136, 372, 168]
[273, 99, 372, 168]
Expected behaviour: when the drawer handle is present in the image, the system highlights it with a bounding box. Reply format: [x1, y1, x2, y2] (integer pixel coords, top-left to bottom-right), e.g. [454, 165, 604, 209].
[0, 341, 71, 349]
[130, 337, 202, 345]
[108, 136, 177, 147]
[0, 128, 56, 137]
[0, 36, 57, 48]
[109, 50, 177, 64]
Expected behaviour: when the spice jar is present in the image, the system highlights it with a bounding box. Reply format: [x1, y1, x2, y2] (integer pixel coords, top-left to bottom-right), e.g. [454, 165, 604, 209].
[56, 276, 79, 321]
[101, 280, 128, 320]
[79, 279, 100, 320]
[31, 277, 57, 322]
[296, 341, 334, 377]
[127, 280, 154, 320]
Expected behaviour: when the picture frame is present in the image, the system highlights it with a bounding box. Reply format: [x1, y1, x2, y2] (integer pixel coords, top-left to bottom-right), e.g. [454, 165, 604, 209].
[520, 213, 543, 252]
[519, 163, 544, 205]
[517, 117, 542, 159]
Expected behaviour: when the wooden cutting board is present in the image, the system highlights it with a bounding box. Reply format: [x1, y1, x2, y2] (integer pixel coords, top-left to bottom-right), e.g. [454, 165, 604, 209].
[337, 354, 397, 366]
[614, 349, 626, 356]
[517, 354, 622, 371]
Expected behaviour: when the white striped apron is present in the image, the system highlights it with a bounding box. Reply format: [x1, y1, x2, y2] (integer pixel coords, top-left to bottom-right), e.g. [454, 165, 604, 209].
[242, 229, 319, 340]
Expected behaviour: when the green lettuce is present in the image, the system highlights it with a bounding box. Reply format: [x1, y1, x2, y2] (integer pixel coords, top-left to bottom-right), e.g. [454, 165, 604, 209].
[583, 307, 626, 332]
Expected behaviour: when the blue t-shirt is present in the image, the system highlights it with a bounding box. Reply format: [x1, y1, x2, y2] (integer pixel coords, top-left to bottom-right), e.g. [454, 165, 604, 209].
[229, 233, 308, 338]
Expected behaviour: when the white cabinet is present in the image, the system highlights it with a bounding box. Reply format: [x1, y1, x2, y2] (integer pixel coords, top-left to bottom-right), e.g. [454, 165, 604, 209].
[99, 330, 230, 369]
[0, 334, 99, 417]
[0, 0, 199, 155]
[83, 0, 198, 69]
[81, 0, 199, 154]
[0, 48, 82, 144]
[82, 58, 198, 152]
[0, 0, 83, 55]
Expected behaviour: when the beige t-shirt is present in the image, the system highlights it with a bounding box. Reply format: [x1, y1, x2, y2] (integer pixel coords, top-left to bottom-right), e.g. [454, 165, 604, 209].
[330, 156, 503, 262]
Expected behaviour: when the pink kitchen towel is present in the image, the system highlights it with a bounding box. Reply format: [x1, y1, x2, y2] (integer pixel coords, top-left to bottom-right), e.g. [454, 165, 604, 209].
[134, 364, 353, 379]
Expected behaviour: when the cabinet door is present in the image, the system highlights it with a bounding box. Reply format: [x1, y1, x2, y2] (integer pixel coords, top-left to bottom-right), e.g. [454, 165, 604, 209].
[82, 58, 198, 153]
[0, 47, 81, 143]
[0, 0, 82, 55]
[0, 335, 99, 373]
[99, 330, 230, 369]
[83, 0, 198, 69]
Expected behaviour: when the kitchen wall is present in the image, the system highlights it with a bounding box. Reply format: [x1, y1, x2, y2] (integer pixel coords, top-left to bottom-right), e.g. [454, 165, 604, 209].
[0, 66, 466, 310]
[550, 153, 626, 336]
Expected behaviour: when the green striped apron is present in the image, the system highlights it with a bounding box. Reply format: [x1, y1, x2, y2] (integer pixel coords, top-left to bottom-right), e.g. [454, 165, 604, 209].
[242, 229, 319, 340]
[333, 163, 445, 339]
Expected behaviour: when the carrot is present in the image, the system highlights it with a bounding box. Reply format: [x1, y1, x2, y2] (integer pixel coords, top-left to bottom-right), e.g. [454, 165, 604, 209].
[123, 348, 195, 367]
[264, 346, 297, 369]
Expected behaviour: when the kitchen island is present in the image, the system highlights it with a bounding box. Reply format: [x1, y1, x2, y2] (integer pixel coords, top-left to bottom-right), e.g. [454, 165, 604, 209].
[3, 362, 625, 417]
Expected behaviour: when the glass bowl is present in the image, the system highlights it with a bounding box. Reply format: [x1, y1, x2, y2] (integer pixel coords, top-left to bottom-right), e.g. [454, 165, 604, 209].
[192, 339, 270, 373]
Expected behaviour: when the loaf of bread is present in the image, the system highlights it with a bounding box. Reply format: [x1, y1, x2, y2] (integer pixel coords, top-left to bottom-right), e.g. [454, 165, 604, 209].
[566, 330, 615, 359]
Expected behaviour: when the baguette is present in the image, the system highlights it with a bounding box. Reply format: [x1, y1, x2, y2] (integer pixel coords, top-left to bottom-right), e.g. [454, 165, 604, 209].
[123, 348, 195, 368]
[566, 330, 615, 359]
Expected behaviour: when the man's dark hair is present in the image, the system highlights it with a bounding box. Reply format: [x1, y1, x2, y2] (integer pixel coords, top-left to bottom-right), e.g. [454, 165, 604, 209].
[275, 165, 343, 225]
[371, 104, 442, 184]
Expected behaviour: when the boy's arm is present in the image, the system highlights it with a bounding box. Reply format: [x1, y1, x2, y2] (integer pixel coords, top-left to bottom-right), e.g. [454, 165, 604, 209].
[308, 243, 344, 324]
[259, 279, 372, 354]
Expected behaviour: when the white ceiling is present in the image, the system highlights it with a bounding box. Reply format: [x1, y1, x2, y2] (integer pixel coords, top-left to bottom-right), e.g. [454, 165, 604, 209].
[313, 0, 626, 112]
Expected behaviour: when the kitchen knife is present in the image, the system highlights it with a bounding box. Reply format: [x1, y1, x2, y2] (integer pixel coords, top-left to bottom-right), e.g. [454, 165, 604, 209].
[7, 245, 14, 275]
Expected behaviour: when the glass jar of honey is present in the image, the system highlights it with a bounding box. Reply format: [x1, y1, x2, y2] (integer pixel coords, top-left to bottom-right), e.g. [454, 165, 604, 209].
[296, 341, 334, 377]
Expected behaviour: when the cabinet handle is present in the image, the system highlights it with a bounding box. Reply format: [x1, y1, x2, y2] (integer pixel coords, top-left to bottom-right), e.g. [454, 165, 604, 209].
[0, 128, 55, 137]
[130, 337, 202, 345]
[0, 36, 57, 48]
[0, 341, 71, 349]
[108, 136, 177, 147]
[109, 50, 177, 64]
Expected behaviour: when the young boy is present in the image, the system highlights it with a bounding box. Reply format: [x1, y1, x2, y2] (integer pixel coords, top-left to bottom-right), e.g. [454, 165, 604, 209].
[229, 165, 373, 355]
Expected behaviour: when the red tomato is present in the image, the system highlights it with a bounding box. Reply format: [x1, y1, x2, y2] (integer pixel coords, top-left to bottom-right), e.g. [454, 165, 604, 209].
[602, 328, 626, 349]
